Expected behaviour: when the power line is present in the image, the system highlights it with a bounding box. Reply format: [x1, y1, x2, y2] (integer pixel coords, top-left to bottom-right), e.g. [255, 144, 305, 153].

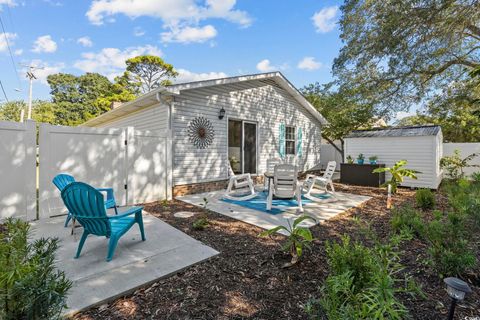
[0, 80, 9, 102]
[0, 14, 22, 91]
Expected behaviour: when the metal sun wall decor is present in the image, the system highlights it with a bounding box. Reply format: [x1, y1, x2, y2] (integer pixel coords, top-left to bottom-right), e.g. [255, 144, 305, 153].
[187, 116, 215, 149]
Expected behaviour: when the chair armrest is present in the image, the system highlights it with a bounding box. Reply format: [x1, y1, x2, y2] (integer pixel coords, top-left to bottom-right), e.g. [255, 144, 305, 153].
[109, 206, 143, 220]
[235, 173, 251, 180]
[96, 187, 115, 199]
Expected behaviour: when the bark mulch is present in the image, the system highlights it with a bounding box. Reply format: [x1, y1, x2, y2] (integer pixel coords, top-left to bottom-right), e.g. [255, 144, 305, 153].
[74, 184, 479, 320]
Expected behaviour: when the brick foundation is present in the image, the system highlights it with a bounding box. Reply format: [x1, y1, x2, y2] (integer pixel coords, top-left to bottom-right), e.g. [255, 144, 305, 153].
[173, 176, 264, 197]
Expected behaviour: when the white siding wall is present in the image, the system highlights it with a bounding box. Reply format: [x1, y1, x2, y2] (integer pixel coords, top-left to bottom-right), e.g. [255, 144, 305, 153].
[172, 79, 322, 185]
[344, 135, 442, 189]
[96, 103, 169, 131]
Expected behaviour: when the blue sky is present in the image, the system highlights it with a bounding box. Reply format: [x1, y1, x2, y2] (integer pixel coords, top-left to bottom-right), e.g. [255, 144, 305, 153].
[0, 0, 343, 102]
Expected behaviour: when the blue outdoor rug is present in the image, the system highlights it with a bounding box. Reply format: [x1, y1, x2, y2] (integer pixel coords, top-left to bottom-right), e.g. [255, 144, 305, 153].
[221, 191, 332, 215]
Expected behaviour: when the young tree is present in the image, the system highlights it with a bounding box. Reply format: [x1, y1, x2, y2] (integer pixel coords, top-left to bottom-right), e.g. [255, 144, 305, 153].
[334, 0, 480, 115]
[122, 55, 178, 94]
[0, 100, 56, 124]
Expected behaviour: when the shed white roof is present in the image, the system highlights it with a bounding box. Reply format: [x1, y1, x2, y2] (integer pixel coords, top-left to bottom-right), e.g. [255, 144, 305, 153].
[83, 72, 327, 127]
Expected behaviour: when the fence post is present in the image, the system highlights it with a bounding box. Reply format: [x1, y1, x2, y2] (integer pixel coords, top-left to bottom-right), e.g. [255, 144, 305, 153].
[25, 120, 37, 220]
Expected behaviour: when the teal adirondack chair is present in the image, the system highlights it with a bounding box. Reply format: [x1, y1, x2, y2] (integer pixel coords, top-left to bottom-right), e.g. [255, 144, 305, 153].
[61, 182, 146, 261]
[52, 174, 118, 227]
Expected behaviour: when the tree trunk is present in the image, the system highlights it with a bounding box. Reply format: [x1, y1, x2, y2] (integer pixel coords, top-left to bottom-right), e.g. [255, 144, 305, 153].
[322, 135, 344, 159]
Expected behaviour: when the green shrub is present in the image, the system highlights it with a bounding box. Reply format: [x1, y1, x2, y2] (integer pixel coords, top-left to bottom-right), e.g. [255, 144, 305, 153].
[415, 189, 435, 210]
[192, 217, 209, 230]
[307, 236, 416, 320]
[425, 212, 477, 276]
[0, 218, 72, 320]
[390, 205, 425, 238]
[259, 215, 316, 266]
[471, 171, 480, 183]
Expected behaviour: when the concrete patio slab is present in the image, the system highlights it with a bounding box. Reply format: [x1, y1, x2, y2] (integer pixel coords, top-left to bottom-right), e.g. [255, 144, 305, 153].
[177, 188, 370, 234]
[30, 210, 219, 316]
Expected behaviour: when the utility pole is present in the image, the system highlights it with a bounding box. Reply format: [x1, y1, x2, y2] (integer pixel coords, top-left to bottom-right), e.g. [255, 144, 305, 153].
[22, 64, 43, 120]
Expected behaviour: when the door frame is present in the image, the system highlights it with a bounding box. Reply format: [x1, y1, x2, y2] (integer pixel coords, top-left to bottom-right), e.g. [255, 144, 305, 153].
[227, 117, 259, 175]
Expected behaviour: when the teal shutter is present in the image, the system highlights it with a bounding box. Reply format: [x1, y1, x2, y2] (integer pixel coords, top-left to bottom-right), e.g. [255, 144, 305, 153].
[297, 127, 303, 157]
[279, 123, 285, 158]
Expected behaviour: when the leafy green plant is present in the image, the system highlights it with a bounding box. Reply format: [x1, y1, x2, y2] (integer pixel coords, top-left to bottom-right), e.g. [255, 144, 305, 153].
[415, 188, 435, 210]
[357, 153, 365, 160]
[346, 155, 354, 164]
[259, 215, 316, 266]
[472, 171, 480, 182]
[307, 235, 417, 320]
[391, 205, 425, 238]
[373, 160, 420, 193]
[192, 198, 211, 231]
[0, 218, 72, 320]
[440, 150, 479, 180]
[192, 217, 209, 230]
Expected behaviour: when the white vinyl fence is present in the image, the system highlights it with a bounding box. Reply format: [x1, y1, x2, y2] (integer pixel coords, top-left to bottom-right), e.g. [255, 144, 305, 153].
[0, 120, 36, 221]
[443, 143, 480, 177]
[0, 120, 172, 221]
[320, 142, 342, 170]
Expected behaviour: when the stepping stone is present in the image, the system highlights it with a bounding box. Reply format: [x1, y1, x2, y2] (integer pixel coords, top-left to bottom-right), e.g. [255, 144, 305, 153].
[174, 211, 199, 218]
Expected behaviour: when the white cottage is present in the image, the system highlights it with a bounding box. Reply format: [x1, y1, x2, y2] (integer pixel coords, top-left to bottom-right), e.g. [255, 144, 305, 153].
[344, 125, 443, 189]
[84, 72, 327, 195]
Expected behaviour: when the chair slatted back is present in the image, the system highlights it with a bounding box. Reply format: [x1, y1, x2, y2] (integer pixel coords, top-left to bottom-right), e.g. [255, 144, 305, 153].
[323, 161, 337, 180]
[274, 164, 297, 198]
[61, 182, 111, 237]
[52, 174, 75, 191]
[266, 158, 282, 173]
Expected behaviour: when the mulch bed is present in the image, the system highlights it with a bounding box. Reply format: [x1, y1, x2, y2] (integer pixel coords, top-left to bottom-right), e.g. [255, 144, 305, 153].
[74, 184, 479, 320]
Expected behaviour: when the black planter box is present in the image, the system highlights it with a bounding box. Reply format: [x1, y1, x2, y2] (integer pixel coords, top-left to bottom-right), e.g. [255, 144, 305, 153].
[340, 163, 385, 187]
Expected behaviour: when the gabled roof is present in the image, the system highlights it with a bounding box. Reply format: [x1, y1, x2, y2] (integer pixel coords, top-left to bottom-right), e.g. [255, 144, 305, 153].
[83, 72, 327, 127]
[346, 125, 441, 138]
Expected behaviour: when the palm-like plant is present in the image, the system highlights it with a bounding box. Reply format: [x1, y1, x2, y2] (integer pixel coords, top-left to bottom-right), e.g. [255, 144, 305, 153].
[259, 215, 316, 267]
[373, 160, 420, 193]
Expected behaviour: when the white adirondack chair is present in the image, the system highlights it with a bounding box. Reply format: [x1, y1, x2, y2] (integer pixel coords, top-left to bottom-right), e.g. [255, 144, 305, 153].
[267, 164, 303, 212]
[224, 163, 257, 200]
[264, 158, 282, 191]
[303, 161, 336, 198]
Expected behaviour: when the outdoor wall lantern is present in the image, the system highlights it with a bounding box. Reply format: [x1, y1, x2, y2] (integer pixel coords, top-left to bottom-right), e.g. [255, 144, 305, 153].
[444, 277, 472, 320]
[218, 107, 226, 120]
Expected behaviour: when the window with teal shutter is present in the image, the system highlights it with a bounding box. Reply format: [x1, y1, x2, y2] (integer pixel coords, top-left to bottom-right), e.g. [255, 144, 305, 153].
[279, 123, 285, 158]
[297, 127, 303, 157]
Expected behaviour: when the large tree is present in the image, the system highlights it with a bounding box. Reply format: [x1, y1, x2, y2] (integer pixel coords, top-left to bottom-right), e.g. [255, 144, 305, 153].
[47, 72, 134, 125]
[122, 55, 178, 94]
[398, 77, 480, 142]
[0, 100, 56, 124]
[302, 83, 377, 156]
[334, 0, 480, 116]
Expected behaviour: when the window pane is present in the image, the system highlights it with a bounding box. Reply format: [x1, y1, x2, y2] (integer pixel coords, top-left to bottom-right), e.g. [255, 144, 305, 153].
[286, 141, 295, 155]
[285, 126, 295, 140]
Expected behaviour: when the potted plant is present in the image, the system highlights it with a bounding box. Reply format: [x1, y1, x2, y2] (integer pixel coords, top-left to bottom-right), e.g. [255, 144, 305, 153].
[357, 153, 365, 165]
[369, 155, 378, 165]
[346, 155, 354, 164]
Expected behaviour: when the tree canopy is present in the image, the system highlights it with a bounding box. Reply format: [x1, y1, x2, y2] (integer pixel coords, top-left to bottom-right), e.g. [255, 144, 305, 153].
[46, 72, 135, 126]
[0, 100, 56, 124]
[334, 0, 480, 116]
[122, 55, 178, 94]
[302, 83, 377, 155]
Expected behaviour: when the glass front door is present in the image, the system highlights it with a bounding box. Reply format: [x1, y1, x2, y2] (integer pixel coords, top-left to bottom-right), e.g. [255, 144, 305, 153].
[228, 119, 257, 174]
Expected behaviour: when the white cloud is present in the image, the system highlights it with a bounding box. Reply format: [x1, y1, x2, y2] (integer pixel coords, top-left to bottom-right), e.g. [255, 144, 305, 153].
[32, 35, 57, 53]
[395, 111, 415, 121]
[256, 59, 281, 72]
[86, 0, 251, 26]
[297, 56, 322, 71]
[77, 36, 93, 47]
[0, 0, 16, 9]
[86, 0, 251, 44]
[312, 6, 339, 33]
[24, 60, 65, 84]
[73, 45, 163, 80]
[175, 69, 227, 83]
[161, 25, 217, 43]
[133, 26, 145, 37]
[14, 48, 22, 55]
[0, 32, 16, 52]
